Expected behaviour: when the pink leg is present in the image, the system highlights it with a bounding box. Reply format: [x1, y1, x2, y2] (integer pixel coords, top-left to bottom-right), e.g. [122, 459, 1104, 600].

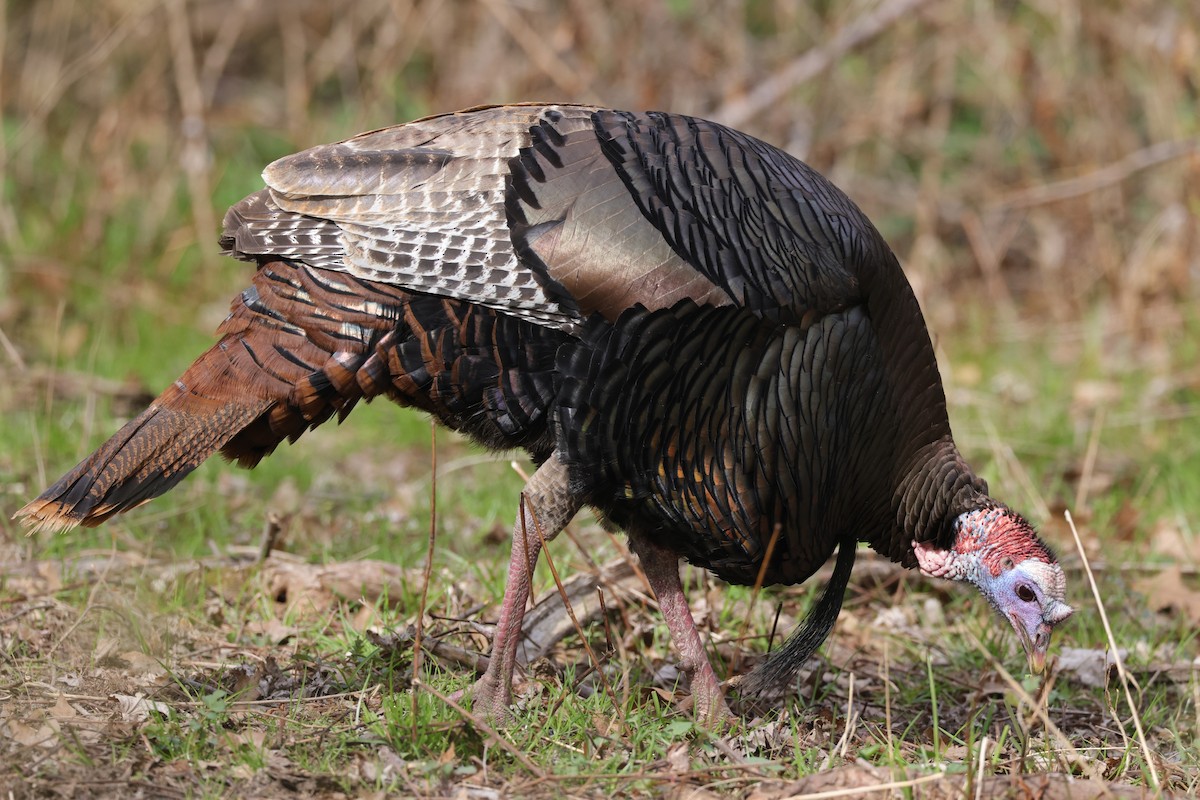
[630, 533, 733, 727]
[471, 452, 578, 721]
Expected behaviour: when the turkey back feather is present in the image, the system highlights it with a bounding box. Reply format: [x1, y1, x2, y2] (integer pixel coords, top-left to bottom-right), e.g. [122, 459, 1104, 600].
[558, 300, 890, 587]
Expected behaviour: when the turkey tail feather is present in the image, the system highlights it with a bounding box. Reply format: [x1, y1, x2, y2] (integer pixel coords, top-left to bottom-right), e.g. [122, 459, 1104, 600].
[18, 257, 569, 533]
[735, 532, 858, 706]
[16, 349, 274, 533]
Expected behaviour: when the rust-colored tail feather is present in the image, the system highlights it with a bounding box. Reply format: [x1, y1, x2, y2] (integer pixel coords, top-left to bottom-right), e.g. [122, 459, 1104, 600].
[15, 257, 401, 534]
[16, 252, 572, 533]
[16, 350, 273, 534]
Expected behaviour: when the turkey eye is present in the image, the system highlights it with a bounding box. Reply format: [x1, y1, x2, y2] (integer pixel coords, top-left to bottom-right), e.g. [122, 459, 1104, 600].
[1016, 584, 1036, 603]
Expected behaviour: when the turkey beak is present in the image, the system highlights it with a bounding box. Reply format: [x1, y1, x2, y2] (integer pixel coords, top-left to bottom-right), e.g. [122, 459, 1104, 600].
[1012, 614, 1052, 675]
[1026, 634, 1048, 675]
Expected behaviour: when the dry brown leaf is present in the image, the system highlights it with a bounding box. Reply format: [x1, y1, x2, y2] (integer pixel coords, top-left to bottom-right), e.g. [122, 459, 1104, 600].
[1148, 519, 1198, 561]
[667, 786, 724, 800]
[1134, 565, 1200, 623]
[244, 617, 299, 645]
[231, 729, 268, 750]
[93, 636, 121, 663]
[47, 693, 78, 720]
[111, 693, 171, 723]
[113, 650, 167, 678]
[1, 716, 57, 748]
[665, 741, 690, 773]
[260, 558, 418, 619]
[1058, 647, 1124, 688]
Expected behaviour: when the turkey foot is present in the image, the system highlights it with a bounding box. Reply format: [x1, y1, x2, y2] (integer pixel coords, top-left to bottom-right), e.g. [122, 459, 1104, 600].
[629, 532, 734, 728]
[468, 452, 579, 722]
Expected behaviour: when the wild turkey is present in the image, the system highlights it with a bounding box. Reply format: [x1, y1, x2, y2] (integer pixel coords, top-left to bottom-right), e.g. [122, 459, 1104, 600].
[18, 104, 1072, 724]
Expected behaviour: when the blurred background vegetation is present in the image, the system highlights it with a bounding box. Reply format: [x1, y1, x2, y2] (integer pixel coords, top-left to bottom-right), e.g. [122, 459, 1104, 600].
[0, 0, 1197, 794]
[0, 0, 1197, 595]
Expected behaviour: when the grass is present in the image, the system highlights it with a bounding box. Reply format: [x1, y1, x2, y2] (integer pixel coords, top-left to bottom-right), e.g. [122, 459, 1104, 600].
[2, 0, 1199, 797]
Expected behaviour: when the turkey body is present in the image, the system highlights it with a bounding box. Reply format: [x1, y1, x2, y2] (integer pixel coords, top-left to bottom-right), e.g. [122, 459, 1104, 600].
[20, 104, 1065, 724]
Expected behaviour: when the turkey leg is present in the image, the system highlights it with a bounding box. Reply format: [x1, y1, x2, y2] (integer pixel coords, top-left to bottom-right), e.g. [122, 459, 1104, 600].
[629, 533, 733, 726]
[471, 451, 579, 720]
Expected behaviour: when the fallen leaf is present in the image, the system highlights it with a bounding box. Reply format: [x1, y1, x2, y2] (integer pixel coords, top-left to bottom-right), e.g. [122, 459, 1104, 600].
[244, 618, 299, 645]
[232, 729, 268, 749]
[1058, 647, 1125, 688]
[47, 694, 78, 720]
[1, 717, 56, 748]
[665, 741, 690, 773]
[115, 650, 168, 679]
[112, 693, 171, 723]
[1148, 519, 1198, 561]
[667, 786, 724, 800]
[747, 765, 894, 799]
[94, 637, 121, 663]
[1134, 566, 1200, 624]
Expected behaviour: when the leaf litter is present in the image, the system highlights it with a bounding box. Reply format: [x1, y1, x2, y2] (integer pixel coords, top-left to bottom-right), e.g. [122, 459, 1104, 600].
[2, 461, 1198, 797]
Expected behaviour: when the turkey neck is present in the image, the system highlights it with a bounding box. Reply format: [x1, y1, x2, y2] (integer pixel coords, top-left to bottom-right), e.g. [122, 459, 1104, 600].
[857, 246, 990, 563]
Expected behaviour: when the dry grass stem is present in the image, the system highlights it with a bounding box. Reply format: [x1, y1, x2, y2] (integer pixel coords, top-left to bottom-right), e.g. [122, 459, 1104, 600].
[962, 628, 1100, 780]
[412, 421, 438, 740]
[527, 494, 629, 736]
[973, 735, 989, 800]
[1064, 509, 1161, 791]
[1074, 408, 1106, 512]
[781, 769, 949, 800]
[412, 678, 546, 779]
[741, 522, 784, 645]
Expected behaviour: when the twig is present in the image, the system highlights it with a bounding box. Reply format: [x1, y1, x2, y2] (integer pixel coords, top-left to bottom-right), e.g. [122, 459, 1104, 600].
[973, 735, 989, 800]
[411, 422, 438, 741]
[767, 770, 948, 800]
[741, 522, 783, 646]
[16, 687, 373, 709]
[164, 0, 217, 262]
[927, 655, 941, 763]
[0, 325, 25, 369]
[526, 495, 629, 736]
[477, 0, 593, 101]
[715, 0, 939, 127]
[256, 514, 282, 563]
[1064, 509, 1161, 791]
[836, 672, 857, 762]
[708, 736, 751, 766]
[993, 138, 1200, 210]
[883, 640, 894, 760]
[1074, 407, 1105, 512]
[0, 602, 55, 626]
